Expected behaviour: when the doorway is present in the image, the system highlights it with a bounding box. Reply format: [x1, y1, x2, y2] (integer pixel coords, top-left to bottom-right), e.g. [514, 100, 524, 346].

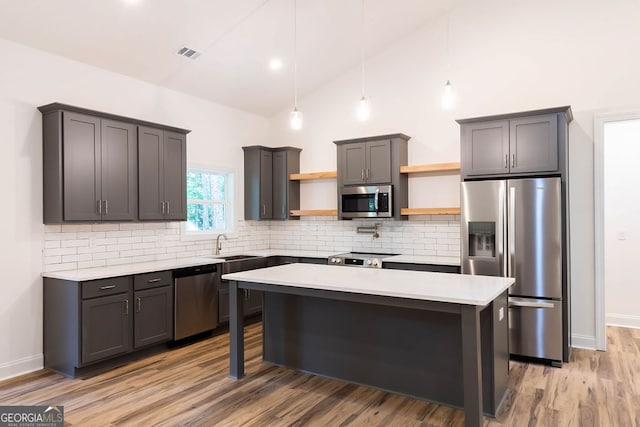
[594, 112, 640, 351]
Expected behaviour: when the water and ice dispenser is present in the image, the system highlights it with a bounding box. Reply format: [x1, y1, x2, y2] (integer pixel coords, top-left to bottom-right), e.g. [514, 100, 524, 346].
[468, 222, 496, 258]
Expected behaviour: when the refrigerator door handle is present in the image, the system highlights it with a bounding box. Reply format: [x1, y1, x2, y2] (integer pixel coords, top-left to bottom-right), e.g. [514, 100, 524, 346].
[508, 185, 516, 279]
[509, 300, 555, 309]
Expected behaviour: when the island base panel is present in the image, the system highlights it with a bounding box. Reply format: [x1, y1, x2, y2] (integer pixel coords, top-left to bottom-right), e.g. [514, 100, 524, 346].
[262, 292, 507, 416]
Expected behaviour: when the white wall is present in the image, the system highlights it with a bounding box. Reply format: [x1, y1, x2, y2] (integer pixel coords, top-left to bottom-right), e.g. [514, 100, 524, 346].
[604, 119, 640, 328]
[0, 38, 270, 380]
[270, 0, 640, 348]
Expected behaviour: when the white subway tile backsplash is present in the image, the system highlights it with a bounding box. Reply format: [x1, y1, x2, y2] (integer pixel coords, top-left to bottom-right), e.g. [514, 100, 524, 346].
[43, 217, 460, 272]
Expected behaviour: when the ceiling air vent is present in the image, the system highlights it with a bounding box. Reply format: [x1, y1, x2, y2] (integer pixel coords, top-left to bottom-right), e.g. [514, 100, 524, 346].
[176, 46, 201, 60]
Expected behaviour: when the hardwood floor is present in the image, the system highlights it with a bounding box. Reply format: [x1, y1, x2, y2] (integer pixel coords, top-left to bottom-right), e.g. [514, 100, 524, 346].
[1, 325, 638, 426]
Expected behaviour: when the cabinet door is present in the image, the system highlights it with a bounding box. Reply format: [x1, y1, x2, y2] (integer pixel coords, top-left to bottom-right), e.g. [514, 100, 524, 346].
[134, 286, 173, 348]
[101, 120, 138, 221]
[163, 131, 187, 220]
[81, 293, 131, 364]
[272, 150, 287, 219]
[461, 120, 510, 177]
[63, 112, 101, 221]
[366, 140, 392, 184]
[138, 126, 164, 220]
[259, 150, 273, 219]
[341, 142, 367, 185]
[509, 114, 558, 174]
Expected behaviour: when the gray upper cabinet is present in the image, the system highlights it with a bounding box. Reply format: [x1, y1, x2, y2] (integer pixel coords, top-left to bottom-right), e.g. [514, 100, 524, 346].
[138, 127, 187, 221]
[40, 103, 190, 224]
[243, 146, 301, 220]
[459, 108, 570, 179]
[334, 134, 409, 219]
[338, 139, 392, 185]
[46, 111, 137, 222]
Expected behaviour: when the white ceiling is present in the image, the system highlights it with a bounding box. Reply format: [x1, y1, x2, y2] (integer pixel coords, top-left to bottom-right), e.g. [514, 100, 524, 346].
[0, 0, 460, 116]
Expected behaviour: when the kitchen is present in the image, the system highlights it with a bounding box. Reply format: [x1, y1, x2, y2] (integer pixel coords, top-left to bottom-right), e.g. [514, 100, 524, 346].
[1, 0, 639, 426]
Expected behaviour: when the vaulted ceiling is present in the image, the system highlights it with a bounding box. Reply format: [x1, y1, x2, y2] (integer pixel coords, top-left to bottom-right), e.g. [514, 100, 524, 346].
[0, 0, 461, 116]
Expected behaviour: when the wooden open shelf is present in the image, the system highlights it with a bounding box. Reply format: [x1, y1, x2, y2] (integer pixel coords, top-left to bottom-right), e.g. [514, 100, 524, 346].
[401, 207, 461, 216]
[290, 209, 338, 217]
[289, 171, 337, 181]
[400, 162, 460, 174]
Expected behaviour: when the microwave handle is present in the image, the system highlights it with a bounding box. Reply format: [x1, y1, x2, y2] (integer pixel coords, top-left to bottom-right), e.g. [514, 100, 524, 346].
[374, 188, 379, 212]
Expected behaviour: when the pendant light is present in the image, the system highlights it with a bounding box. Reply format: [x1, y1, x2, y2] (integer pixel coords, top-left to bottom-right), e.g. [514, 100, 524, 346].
[441, 10, 455, 109]
[289, 0, 303, 130]
[356, 0, 370, 121]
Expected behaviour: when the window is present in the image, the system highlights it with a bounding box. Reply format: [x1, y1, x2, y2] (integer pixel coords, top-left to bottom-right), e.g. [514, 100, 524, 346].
[185, 168, 233, 234]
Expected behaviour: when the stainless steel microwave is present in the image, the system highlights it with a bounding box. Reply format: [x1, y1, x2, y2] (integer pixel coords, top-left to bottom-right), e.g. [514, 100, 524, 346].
[339, 185, 392, 219]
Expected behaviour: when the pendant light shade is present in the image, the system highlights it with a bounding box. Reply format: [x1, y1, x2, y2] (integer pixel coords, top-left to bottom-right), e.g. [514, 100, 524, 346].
[290, 108, 303, 130]
[290, 0, 302, 130]
[442, 80, 454, 109]
[357, 96, 370, 121]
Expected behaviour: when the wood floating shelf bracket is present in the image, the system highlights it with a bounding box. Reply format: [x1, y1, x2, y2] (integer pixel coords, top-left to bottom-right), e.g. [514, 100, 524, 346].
[401, 207, 461, 216]
[289, 209, 338, 217]
[289, 171, 337, 181]
[399, 162, 461, 174]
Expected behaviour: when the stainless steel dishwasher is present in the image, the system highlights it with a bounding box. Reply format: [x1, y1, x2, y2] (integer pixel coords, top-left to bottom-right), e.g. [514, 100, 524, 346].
[173, 264, 218, 340]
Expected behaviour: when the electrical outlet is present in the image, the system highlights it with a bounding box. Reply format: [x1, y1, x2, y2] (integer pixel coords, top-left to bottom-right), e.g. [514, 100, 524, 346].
[499, 307, 504, 321]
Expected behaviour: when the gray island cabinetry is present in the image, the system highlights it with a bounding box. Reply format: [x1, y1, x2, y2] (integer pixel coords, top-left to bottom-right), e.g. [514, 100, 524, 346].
[224, 263, 514, 427]
[44, 270, 174, 377]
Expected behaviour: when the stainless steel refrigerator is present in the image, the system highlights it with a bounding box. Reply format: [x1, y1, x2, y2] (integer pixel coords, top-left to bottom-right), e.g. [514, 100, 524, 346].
[461, 177, 566, 366]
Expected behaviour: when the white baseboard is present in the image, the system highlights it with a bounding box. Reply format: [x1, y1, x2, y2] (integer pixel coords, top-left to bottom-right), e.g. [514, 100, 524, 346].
[571, 333, 597, 350]
[606, 313, 640, 329]
[0, 354, 43, 382]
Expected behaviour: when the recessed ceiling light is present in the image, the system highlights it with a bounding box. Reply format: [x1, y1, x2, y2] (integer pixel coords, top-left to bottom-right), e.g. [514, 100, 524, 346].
[269, 58, 283, 71]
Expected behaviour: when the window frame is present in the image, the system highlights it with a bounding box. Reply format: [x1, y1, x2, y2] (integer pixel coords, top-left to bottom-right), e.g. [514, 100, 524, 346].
[182, 165, 235, 239]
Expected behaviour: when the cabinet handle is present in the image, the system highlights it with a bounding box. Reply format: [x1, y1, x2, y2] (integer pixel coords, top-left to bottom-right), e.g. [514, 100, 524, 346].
[166, 201, 170, 215]
[366, 169, 370, 180]
[511, 154, 516, 168]
[97, 200, 102, 215]
[104, 200, 108, 215]
[262, 204, 266, 215]
[124, 299, 129, 315]
[147, 278, 161, 283]
[99, 285, 116, 290]
[505, 154, 508, 168]
[161, 201, 165, 215]
[361, 169, 364, 180]
[136, 297, 142, 313]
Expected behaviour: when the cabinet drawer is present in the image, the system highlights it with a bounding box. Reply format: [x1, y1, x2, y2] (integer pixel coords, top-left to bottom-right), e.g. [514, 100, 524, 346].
[134, 270, 172, 291]
[82, 276, 130, 299]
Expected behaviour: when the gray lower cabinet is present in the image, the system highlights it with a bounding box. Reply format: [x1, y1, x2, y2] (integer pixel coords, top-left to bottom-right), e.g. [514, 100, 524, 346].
[459, 108, 570, 178]
[44, 270, 174, 377]
[42, 109, 138, 223]
[138, 126, 187, 220]
[243, 146, 301, 220]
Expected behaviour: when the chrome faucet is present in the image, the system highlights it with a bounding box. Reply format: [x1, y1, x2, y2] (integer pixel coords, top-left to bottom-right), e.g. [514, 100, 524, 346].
[215, 234, 228, 255]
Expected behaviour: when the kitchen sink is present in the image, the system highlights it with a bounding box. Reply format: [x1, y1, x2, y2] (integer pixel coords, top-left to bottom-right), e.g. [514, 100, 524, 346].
[218, 254, 262, 262]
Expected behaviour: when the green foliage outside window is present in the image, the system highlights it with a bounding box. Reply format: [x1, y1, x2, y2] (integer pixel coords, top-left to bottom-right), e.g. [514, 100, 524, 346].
[186, 170, 229, 232]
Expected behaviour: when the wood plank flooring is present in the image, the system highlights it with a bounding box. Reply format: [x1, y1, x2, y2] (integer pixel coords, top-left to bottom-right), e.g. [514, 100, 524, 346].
[1, 325, 638, 426]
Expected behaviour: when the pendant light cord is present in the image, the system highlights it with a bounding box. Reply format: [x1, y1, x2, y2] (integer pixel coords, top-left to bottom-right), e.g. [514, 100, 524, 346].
[293, 0, 298, 108]
[361, 0, 365, 98]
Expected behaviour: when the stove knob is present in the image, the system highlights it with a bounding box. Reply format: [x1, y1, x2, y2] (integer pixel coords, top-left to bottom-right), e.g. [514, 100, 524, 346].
[372, 260, 379, 267]
[366, 259, 372, 266]
[330, 258, 335, 263]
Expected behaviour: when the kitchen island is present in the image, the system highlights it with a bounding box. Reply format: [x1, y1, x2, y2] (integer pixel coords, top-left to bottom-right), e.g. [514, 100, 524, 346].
[222, 263, 514, 427]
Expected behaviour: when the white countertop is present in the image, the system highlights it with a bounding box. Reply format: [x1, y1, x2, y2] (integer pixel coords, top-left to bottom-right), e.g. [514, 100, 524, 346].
[222, 263, 513, 306]
[42, 257, 223, 281]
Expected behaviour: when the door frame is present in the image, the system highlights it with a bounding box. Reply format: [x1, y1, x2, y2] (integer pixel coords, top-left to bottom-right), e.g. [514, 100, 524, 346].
[593, 110, 640, 351]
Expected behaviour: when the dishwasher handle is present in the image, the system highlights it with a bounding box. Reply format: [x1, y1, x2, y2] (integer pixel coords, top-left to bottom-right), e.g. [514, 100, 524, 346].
[173, 264, 217, 278]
